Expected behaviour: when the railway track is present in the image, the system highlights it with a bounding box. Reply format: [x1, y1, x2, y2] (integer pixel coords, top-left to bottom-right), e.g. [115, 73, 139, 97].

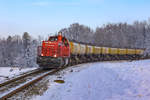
[0, 68, 41, 88]
[0, 67, 64, 100]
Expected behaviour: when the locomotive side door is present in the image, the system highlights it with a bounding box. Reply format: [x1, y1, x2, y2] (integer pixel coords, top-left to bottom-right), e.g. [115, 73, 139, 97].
[62, 38, 70, 57]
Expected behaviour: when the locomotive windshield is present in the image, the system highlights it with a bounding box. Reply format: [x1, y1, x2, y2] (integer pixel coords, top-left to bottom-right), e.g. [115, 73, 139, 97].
[48, 37, 58, 42]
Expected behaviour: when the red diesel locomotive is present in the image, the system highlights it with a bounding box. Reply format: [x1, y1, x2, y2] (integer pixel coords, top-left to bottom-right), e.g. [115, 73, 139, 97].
[37, 33, 70, 68]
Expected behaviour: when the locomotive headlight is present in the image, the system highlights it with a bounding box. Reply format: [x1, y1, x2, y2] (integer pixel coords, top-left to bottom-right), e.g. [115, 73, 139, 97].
[54, 54, 57, 57]
[41, 54, 44, 56]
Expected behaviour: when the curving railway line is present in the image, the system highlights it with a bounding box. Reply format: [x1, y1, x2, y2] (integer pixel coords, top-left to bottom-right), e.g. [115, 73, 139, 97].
[0, 67, 65, 100]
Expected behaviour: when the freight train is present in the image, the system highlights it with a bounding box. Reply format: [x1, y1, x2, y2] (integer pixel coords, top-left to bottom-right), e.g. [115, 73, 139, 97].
[37, 32, 145, 68]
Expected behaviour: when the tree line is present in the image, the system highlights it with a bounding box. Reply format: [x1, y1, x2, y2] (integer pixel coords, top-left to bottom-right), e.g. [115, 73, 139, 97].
[60, 19, 150, 55]
[0, 32, 40, 67]
[0, 18, 150, 67]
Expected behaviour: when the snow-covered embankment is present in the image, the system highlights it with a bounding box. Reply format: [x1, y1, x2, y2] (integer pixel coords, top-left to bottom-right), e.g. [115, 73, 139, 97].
[35, 60, 150, 100]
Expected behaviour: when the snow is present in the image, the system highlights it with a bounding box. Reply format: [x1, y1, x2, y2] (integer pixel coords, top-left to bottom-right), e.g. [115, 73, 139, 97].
[32, 60, 150, 100]
[0, 67, 37, 83]
[30, 60, 150, 100]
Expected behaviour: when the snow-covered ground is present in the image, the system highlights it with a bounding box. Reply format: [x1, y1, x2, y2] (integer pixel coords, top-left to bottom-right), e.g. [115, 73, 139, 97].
[32, 60, 150, 100]
[0, 67, 37, 83]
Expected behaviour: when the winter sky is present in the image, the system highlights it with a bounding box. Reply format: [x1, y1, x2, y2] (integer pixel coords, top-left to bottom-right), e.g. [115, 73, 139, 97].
[0, 0, 150, 38]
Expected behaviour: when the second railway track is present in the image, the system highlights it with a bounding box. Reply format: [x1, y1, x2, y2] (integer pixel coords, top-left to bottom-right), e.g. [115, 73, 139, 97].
[0, 68, 41, 88]
[0, 67, 65, 100]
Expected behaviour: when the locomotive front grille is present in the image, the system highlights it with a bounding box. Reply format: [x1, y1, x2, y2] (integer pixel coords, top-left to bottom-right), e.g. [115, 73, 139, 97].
[42, 46, 58, 57]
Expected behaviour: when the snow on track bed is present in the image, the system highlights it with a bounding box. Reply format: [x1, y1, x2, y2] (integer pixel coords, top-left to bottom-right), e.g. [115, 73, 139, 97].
[30, 59, 150, 100]
[0, 67, 37, 83]
[0, 70, 47, 99]
[6, 67, 66, 100]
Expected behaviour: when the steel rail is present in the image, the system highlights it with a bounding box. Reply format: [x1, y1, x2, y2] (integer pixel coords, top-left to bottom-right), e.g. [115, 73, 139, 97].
[0, 68, 41, 88]
[0, 68, 62, 100]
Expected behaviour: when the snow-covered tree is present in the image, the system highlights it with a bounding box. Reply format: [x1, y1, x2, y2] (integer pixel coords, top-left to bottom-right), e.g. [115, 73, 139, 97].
[60, 23, 94, 44]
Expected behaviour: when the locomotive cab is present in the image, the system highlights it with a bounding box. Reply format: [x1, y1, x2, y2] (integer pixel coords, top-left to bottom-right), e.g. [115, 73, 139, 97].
[37, 33, 70, 68]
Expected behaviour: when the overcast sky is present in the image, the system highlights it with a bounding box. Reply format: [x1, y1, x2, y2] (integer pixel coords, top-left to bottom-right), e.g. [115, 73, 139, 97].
[0, 0, 150, 38]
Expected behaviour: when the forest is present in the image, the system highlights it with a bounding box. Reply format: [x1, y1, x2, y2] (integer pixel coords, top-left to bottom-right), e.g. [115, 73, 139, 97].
[0, 19, 150, 67]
